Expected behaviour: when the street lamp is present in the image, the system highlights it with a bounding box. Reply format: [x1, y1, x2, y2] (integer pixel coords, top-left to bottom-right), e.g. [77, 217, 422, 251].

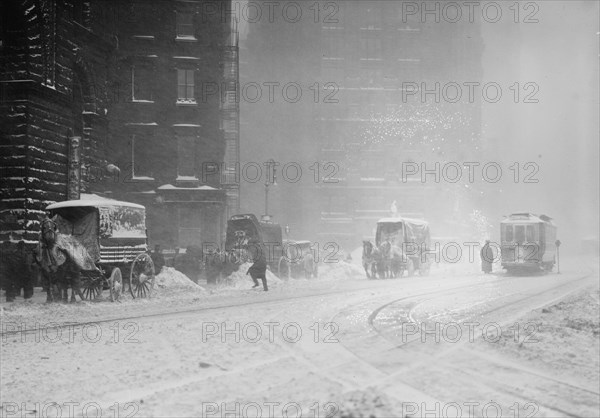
[262, 159, 277, 222]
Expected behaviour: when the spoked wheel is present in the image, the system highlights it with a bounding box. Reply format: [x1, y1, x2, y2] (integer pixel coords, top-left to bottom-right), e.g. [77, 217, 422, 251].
[130, 253, 155, 298]
[407, 258, 415, 277]
[109, 267, 123, 302]
[80, 272, 103, 300]
[278, 257, 290, 280]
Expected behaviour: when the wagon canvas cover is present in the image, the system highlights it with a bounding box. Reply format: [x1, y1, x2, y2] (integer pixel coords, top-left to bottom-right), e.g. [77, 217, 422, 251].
[39, 232, 98, 273]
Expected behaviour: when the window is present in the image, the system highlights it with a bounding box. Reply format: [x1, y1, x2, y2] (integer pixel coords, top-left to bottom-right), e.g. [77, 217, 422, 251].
[177, 69, 195, 102]
[176, 12, 194, 38]
[130, 135, 153, 178]
[323, 35, 344, 59]
[505, 225, 513, 242]
[177, 136, 196, 178]
[363, 7, 383, 30]
[526, 225, 536, 242]
[360, 37, 382, 60]
[515, 225, 525, 244]
[131, 66, 153, 101]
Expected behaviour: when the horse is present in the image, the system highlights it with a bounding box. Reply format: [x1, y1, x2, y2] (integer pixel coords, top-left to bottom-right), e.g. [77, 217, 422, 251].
[378, 241, 405, 278]
[362, 241, 379, 279]
[38, 218, 84, 303]
[302, 252, 318, 279]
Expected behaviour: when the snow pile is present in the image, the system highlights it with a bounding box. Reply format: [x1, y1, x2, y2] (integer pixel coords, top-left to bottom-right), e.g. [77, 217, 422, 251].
[217, 262, 282, 289]
[154, 267, 207, 292]
[482, 289, 600, 389]
[318, 260, 365, 280]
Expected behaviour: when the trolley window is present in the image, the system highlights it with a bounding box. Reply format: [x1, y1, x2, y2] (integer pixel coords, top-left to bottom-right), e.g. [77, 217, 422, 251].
[526, 225, 536, 242]
[504, 225, 513, 242]
[515, 225, 525, 244]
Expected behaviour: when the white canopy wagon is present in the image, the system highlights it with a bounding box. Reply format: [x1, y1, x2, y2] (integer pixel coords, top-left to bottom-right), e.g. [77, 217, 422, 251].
[45, 194, 155, 301]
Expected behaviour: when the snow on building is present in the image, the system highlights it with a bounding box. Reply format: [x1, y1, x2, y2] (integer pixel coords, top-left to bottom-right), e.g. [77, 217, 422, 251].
[1, 1, 240, 251]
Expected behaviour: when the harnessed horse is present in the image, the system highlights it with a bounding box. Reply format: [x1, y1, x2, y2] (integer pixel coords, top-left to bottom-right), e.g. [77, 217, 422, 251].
[38, 218, 84, 303]
[378, 240, 405, 278]
[362, 241, 379, 279]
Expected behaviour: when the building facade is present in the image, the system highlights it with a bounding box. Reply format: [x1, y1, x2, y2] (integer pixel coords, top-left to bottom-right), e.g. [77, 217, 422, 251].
[1, 0, 239, 251]
[240, 1, 483, 250]
[313, 0, 484, 248]
[101, 0, 238, 249]
[1, 0, 119, 243]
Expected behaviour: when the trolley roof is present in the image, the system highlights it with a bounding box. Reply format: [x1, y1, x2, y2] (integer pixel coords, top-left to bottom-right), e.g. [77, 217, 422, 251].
[501, 213, 554, 224]
[377, 217, 429, 226]
[46, 194, 145, 211]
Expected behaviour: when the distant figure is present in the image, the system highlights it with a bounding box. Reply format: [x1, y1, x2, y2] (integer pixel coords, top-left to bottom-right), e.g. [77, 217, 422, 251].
[480, 240, 494, 274]
[150, 245, 165, 274]
[170, 247, 181, 269]
[390, 200, 398, 217]
[246, 239, 268, 291]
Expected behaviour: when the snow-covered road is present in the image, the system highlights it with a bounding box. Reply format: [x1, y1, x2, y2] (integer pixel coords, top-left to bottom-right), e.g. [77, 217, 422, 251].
[1, 257, 598, 417]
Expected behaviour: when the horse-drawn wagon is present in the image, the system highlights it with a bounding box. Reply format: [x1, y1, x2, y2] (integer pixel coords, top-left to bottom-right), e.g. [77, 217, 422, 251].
[224, 214, 284, 271]
[224, 214, 317, 279]
[41, 194, 155, 302]
[363, 217, 432, 279]
[278, 240, 319, 279]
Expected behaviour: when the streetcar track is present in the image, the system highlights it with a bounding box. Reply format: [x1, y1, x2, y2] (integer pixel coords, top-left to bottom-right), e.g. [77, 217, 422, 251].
[371, 268, 595, 350]
[0, 279, 395, 337]
[359, 267, 599, 416]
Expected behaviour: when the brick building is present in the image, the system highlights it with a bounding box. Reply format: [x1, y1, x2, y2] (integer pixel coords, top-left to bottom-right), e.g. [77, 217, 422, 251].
[0, 0, 119, 243]
[1, 0, 239, 250]
[102, 0, 238, 249]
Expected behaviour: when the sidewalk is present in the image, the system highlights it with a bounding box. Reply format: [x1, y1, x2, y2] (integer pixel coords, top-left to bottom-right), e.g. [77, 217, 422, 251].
[0, 287, 47, 308]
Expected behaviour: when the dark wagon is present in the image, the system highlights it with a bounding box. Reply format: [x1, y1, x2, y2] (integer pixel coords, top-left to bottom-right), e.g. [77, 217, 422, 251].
[224, 214, 285, 274]
[45, 194, 155, 301]
[375, 217, 432, 277]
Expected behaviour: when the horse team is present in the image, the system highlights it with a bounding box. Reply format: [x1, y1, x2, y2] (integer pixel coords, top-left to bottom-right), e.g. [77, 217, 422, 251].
[362, 240, 415, 279]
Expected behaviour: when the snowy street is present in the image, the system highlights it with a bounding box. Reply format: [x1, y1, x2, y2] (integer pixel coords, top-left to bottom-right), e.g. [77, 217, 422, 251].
[1, 256, 598, 417]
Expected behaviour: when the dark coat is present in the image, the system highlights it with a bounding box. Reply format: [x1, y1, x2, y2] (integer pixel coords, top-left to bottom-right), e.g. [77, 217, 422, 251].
[247, 244, 267, 277]
[480, 243, 494, 273]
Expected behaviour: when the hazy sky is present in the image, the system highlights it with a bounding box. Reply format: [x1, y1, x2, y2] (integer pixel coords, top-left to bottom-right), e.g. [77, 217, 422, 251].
[481, 0, 599, 245]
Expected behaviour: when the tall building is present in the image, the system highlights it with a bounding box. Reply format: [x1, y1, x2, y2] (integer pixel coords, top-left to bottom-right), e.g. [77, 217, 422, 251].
[240, 1, 484, 250]
[313, 1, 484, 248]
[0, 0, 119, 243]
[102, 0, 238, 249]
[0, 0, 239, 250]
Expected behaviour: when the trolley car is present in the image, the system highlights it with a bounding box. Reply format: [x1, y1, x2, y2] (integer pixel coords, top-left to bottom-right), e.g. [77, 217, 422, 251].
[500, 213, 557, 273]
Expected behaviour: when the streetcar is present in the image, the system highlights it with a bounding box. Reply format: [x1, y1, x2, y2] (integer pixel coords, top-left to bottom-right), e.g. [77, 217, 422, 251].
[500, 213, 557, 273]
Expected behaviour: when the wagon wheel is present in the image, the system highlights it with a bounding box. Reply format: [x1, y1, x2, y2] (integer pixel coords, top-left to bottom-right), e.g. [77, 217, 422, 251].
[80, 271, 103, 300]
[278, 257, 290, 280]
[407, 258, 415, 277]
[129, 253, 155, 298]
[109, 267, 123, 302]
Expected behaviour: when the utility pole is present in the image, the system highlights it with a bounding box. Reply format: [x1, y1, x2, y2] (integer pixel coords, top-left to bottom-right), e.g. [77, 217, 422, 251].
[262, 159, 276, 222]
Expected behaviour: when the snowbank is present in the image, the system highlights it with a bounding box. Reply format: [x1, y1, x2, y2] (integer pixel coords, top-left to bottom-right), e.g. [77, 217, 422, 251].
[154, 267, 207, 293]
[217, 262, 282, 289]
[318, 260, 365, 280]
